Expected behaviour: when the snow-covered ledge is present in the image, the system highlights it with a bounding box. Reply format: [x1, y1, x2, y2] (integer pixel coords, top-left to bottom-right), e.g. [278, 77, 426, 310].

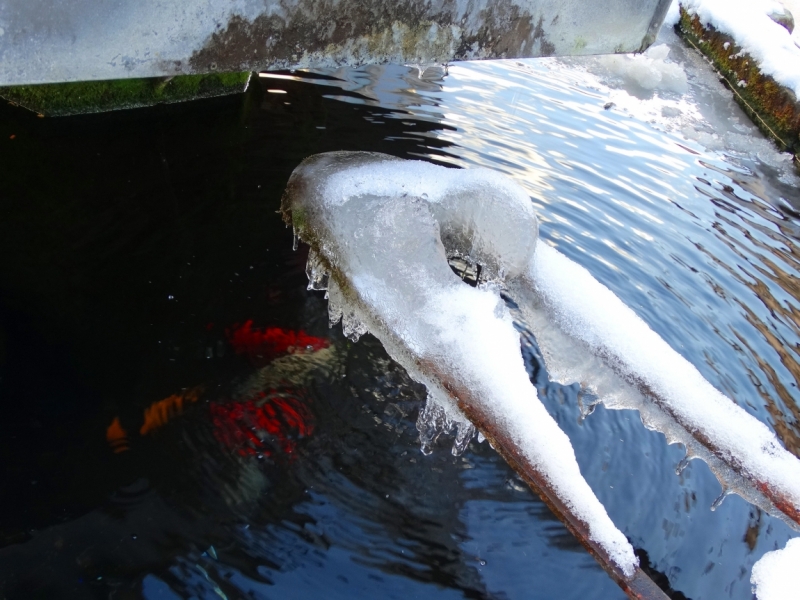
[674, 0, 800, 161]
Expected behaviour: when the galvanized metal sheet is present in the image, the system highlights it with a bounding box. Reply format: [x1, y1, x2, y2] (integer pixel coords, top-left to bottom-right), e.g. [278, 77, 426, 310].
[0, 0, 672, 86]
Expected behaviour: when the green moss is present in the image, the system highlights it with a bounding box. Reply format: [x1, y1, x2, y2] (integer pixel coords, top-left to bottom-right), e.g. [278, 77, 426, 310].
[291, 206, 308, 232]
[678, 8, 800, 157]
[0, 72, 251, 117]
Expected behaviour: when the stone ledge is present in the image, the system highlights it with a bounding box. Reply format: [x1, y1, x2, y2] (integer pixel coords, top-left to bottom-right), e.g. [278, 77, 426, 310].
[677, 6, 800, 163]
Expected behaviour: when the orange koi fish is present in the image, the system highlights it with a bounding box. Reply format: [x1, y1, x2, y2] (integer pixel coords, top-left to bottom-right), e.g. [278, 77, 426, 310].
[140, 386, 204, 436]
[106, 417, 129, 454]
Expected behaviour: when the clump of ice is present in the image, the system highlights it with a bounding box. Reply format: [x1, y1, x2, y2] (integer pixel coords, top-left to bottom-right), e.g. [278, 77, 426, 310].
[751, 537, 800, 599]
[596, 43, 688, 95]
[316, 158, 538, 281]
[283, 151, 638, 578]
[681, 0, 800, 97]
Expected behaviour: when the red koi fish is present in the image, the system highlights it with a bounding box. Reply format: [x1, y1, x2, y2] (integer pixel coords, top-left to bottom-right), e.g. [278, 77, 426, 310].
[226, 320, 328, 365]
[210, 389, 314, 458]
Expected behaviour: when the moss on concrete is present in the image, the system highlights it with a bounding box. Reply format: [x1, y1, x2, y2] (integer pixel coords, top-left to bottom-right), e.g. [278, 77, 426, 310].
[0, 72, 251, 117]
[677, 7, 800, 159]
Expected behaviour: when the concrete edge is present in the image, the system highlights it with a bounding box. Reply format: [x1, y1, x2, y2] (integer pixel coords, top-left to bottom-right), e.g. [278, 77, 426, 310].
[677, 6, 800, 166]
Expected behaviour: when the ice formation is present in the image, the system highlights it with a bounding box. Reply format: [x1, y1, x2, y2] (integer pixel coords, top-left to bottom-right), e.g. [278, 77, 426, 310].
[679, 0, 800, 96]
[282, 151, 800, 582]
[283, 151, 637, 579]
[751, 537, 800, 600]
[560, 10, 800, 186]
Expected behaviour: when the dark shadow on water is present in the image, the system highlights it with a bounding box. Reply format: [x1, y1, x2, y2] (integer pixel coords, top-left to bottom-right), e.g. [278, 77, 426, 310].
[0, 69, 622, 599]
[0, 68, 456, 538]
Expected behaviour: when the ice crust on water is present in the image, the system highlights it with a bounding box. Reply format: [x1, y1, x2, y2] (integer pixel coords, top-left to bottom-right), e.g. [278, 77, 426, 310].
[558, 14, 800, 187]
[284, 151, 638, 577]
[595, 43, 688, 95]
[751, 537, 800, 600]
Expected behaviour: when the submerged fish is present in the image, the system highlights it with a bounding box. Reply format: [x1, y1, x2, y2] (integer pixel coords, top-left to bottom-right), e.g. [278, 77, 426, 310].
[106, 323, 336, 459]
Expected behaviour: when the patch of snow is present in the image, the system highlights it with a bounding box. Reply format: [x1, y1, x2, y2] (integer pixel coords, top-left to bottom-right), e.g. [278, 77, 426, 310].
[751, 537, 800, 599]
[664, 0, 682, 26]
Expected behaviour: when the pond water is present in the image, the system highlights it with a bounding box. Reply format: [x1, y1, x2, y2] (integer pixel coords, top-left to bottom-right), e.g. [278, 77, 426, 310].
[0, 24, 798, 600]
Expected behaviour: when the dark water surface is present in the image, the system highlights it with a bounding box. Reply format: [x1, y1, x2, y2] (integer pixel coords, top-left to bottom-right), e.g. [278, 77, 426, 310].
[0, 59, 797, 600]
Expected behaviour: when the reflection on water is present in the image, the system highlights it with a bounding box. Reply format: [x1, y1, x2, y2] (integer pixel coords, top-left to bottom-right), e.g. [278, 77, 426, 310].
[0, 41, 799, 600]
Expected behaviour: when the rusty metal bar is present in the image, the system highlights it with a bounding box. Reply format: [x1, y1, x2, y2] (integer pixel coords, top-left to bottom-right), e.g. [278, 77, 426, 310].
[423, 359, 672, 600]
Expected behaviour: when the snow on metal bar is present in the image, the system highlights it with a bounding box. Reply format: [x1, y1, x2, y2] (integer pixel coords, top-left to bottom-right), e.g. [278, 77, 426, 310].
[281, 151, 676, 597]
[282, 151, 800, 598]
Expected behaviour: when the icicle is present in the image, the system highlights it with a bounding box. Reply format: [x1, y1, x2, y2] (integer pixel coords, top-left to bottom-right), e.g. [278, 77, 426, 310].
[711, 487, 732, 511]
[452, 421, 477, 456]
[305, 248, 330, 291]
[342, 309, 367, 342]
[578, 394, 600, 422]
[323, 277, 365, 340]
[416, 395, 448, 455]
[326, 279, 344, 328]
[676, 451, 694, 475]
[415, 393, 475, 456]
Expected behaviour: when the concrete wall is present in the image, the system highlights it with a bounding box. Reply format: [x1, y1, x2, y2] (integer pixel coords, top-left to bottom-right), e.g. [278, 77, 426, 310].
[0, 0, 672, 86]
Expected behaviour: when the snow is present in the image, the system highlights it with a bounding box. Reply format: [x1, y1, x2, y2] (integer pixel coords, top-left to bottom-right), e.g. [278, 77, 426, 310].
[751, 537, 800, 599]
[664, 0, 682, 26]
[679, 0, 800, 97]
